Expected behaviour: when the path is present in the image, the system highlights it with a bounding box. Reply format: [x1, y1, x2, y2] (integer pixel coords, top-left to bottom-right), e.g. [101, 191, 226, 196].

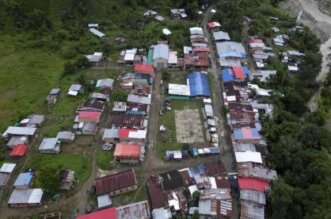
[202, 5, 239, 219]
[298, 0, 331, 111]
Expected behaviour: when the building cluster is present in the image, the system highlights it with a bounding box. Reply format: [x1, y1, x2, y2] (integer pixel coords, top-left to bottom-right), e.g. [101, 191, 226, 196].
[147, 161, 232, 219]
[210, 20, 278, 219]
[102, 64, 155, 164]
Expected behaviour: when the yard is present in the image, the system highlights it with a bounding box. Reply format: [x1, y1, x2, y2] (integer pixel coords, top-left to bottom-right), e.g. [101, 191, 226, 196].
[157, 100, 206, 158]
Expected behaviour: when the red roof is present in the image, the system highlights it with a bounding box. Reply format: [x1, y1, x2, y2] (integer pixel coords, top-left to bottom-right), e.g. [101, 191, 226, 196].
[238, 177, 269, 192]
[246, 37, 263, 44]
[114, 143, 141, 158]
[78, 111, 101, 122]
[134, 64, 155, 76]
[95, 169, 137, 195]
[232, 66, 245, 79]
[76, 207, 117, 219]
[208, 21, 221, 28]
[118, 128, 136, 138]
[9, 144, 28, 157]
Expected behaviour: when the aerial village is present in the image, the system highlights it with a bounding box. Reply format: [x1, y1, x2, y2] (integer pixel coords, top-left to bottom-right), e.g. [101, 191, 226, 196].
[0, 3, 310, 219]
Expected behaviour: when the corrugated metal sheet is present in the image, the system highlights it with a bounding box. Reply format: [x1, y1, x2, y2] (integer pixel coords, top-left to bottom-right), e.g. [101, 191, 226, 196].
[188, 72, 211, 97]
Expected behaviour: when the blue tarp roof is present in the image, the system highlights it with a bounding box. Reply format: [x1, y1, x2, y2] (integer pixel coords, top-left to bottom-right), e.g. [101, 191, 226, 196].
[14, 172, 33, 187]
[189, 164, 206, 176]
[221, 67, 250, 82]
[188, 72, 211, 97]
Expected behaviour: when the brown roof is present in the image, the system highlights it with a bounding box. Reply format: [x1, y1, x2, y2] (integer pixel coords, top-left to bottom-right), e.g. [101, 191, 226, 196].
[215, 176, 230, 189]
[95, 169, 137, 195]
[180, 169, 193, 187]
[147, 176, 168, 209]
[204, 161, 227, 177]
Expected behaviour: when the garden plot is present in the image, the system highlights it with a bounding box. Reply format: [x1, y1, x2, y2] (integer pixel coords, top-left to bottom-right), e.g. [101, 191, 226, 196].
[175, 109, 204, 143]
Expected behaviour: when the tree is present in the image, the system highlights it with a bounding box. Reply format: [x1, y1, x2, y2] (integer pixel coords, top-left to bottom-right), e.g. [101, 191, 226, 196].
[75, 56, 91, 69]
[112, 90, 128, 102]
[63, 62, 78, 76]
[39, 166, 60, 197]
[192, 190, 201, 205]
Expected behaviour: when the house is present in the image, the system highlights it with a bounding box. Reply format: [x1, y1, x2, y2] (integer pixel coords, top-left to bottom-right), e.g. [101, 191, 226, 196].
[56, 131, 75, 143]
[208, 21, 221, 30]
[89, 28, 105, 38]
[95, 169, 137, 196]
[237, 163, 278, 181]
[96, 78, 114, 90]
[97, 194, 112, 209]
[111, 114, 145, 128]
[81, 122, 98, 135]
[221, 66, 250, 82]
[118, 128, 147, 143]
[240, 189, 266, 205]
[114, 143, 143, 163]
[112, 102, 127, 113]
[240, 200, 265, 219]
[102, 127, 119, 143]
[170, 9, 187, 19]
[14, 172, 33, 189]
[238, 177, 269, 192]
[88, 23, 99, 29]
[153, 44, 169, 70]
[78, 100, 105, 112]
[76, 207, 117, 219]
[235, 151, 263, 164]
[2, 126, 37, 139]
[6, 136, 28, 148]
[68, 84, 83, 96]
[0, 163, 16, 187]
[78, 111, 101, 123]
[134, 64, 155, 77]
[8, 189, 43, 208]
[233, 127, 261, 142]
[85, 52, 103, 65]
[9, 144, 28, 157]
[152, 208, 172, 219]
[127, 94, 152, 105]
[126, 102, 149, 115]
[116, 200, 150, 219]
[38, 138, 61, 154]
[160, 170, 183, 191]
[46, 88, 60, 104]
[216, 41, 247, 67]
[90, 92, 109, 102]
[190, 27, 203, 35]
[213, 31, 230, 42]
[59, 169, 75, 190]
[147, 176, 168, 209]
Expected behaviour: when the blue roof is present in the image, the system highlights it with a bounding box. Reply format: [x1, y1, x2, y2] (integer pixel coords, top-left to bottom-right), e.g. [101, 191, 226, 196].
[189, 164, 206, 176]
[233, 128, 261, 140]
[188, 72, 211, 97]
[219, 51, 247, 58]
[221, 66, 250, 82]
[209, 147, 221, 154]
[191, 148, 198, 156]
[14, 172, 33, 187]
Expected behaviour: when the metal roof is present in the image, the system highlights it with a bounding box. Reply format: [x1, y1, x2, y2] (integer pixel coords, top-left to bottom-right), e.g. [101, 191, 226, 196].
[38, 138, 60, 151]
[89, 28, 105, 38]
[2, 126, 37, 137]
[97, 194, 112, 209]
[235, 151, 262, 164]
[188, 72, 211, 97]
[116, 200, 150, 219]
[8, 189, 43, 204]
[213, 31, 230, 41]
[14, 172, 33, 187]
[153, 44, 169, 60]
[103, 128, 119, 139]
[0, 163, 16, 173]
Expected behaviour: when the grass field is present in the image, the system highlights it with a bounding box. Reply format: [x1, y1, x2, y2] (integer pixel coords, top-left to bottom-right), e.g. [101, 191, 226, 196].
[96, 150, 115, 170]
[157, 100, 204, 158]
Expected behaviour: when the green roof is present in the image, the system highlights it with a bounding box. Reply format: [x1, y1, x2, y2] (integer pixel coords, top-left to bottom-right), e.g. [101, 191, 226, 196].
[147, 48, 154, 64]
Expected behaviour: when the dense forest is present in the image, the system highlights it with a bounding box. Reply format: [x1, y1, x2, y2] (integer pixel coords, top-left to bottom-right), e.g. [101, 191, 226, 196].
[213, 0, 331, 218]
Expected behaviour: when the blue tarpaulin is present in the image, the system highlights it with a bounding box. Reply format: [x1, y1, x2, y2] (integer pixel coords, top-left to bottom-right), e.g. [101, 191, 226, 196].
[221, 66, 250, 82]
[188, 72, 211, 97]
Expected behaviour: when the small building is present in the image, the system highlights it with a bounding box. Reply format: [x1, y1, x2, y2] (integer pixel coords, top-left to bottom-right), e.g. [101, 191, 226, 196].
[89, 28, 105, 38]
[78, 100, 105, 112]
[56, 131, 75, 143]
[59, 169, 75, 190]
[85, 52, 103, 65]
[208, 21, 221, 30]
[68, 84, 83, 96]
[235, 151, 263, 164]
[38, 138, 61, 154]
[190, 27, 203, 35]
[2, 126, 37, 139]
[114, 143, 143, 163]
[97, 194, 112, 209]
[116, 200, 151, 219]
[88, 23, 99, 29]
[155, 15, 165, 22]
[112, 101, 127, 113]
[238, 177, 269, 192]
[0, 163, 16, 187]
[162, 28, 172, 36]
[118, 128, 147, 143]
[76, 207, 117, 219]
[47, 88, 60, 104]
[8, 188, 43, 208]
[90, 92, 109, 102]
[14, 172, 33, 189]
[78, 111, 101, 123]
[152, 208, 172, 219]
[160, 170, 183, 191]
[134, 64, 155, 77]
[7, 136, 28, 148]
[213, 31, 230, 42]
[127, 94, 152, 105]
[95, 169, 137, 196]
[9, 144, 28, 157]
[102, 127, 119, 143]
[188, 72, 211, 98]
[153, 44, 169, 70]
[96, 78, 114, 90]
[204, 104, 214, 118]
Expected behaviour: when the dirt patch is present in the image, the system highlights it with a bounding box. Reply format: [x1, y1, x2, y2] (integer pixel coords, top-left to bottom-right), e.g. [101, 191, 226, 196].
[175, 109, 204, 143]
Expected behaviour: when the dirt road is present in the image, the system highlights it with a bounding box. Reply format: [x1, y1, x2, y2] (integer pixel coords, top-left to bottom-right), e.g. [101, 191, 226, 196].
[202, 6, 239, 219]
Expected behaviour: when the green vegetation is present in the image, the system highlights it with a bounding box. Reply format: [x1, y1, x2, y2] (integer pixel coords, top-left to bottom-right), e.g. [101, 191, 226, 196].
[96, 150, 114, 170]
[157, 100, 204, 158]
